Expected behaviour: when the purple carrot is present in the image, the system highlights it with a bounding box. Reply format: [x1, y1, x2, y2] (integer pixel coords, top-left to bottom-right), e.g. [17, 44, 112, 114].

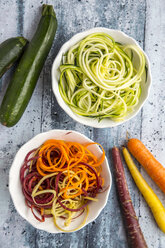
[112, 147, 148, 248]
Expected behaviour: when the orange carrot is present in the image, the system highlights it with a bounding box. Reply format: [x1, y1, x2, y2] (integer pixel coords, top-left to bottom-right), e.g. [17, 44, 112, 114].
[127, 138, 165, 194]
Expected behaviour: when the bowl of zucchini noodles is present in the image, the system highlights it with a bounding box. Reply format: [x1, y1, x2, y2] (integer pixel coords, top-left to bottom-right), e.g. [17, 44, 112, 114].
[52, 28, 152, 128]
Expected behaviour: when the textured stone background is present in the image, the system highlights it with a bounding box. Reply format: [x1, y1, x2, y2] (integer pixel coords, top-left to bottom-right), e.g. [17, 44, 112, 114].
[0, 0, 165, 247]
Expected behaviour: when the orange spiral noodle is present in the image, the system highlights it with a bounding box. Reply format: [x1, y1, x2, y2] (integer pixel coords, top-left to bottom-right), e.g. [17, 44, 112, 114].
[21, 139, 105, 232]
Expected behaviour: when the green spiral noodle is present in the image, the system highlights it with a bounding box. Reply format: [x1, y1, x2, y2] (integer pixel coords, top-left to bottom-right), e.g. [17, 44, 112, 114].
[59, 33, 146, 121]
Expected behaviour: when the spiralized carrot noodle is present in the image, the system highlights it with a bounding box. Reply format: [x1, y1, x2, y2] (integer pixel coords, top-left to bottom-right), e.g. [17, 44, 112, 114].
[20, 139, 106, 232]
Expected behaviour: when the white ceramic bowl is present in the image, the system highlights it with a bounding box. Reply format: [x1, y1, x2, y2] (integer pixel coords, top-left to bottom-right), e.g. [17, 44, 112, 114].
[9, 130, 112, 233]
[52, 27, 152, 128]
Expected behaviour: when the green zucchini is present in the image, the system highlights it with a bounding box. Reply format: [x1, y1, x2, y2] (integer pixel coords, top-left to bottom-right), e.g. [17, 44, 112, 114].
[0, 4, 57, 127]
[0, 37, 28, 78]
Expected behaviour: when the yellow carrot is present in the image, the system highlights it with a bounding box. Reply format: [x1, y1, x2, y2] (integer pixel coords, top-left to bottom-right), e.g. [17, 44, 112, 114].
[122, 147, 165, 233]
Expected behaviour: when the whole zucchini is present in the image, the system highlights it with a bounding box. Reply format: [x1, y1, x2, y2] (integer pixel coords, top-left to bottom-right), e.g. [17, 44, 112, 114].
[0, 4, 57, 127]
[0, 37, 28, 78]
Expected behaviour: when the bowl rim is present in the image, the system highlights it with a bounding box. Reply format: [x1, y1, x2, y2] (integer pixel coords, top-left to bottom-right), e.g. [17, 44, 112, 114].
[9, 129, 112, 233]
[51, 27, 152, 128]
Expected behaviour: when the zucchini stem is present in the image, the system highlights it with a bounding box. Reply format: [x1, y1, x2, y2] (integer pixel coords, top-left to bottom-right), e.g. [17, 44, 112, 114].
[42, 4, 56, 17]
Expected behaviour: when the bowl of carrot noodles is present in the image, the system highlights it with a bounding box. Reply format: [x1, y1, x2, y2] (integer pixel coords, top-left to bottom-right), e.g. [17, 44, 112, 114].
[9, 130, 111, 233]
[52, 27, 152, 128]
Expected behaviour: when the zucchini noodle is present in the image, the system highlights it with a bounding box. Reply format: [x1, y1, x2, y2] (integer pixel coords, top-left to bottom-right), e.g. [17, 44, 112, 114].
[59, 33, 146, 120]
[20, 139, 105, 231]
